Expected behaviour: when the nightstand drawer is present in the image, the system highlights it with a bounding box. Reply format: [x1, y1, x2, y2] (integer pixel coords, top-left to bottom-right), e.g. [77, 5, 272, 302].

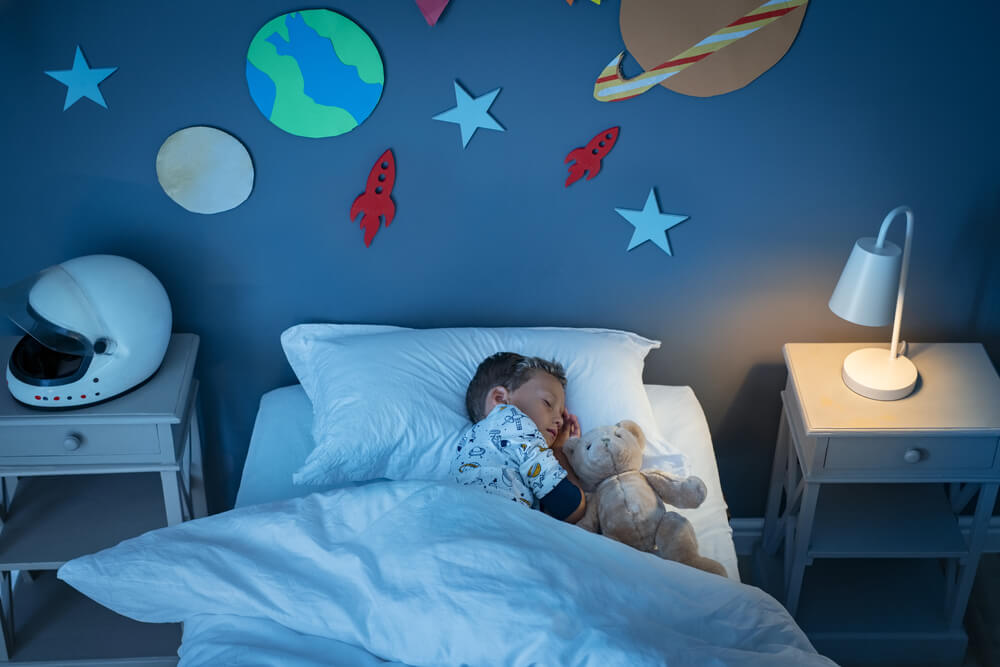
[0, 423, 160, 458]
[824, 436, 998, 472]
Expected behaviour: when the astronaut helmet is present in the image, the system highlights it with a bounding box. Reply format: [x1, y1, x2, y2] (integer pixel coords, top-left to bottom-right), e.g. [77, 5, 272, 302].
[2, 255, 172, 408]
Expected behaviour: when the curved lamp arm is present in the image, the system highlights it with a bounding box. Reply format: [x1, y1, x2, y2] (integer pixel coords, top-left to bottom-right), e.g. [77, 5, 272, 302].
[875, 205, 913, 360]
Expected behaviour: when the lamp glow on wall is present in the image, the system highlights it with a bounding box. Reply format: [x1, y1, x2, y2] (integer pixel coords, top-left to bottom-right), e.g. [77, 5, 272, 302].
[828, 205, 917, 400]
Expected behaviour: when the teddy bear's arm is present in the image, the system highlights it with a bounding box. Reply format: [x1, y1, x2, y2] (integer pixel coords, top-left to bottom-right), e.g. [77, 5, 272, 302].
[643, 472, 707, 509]
[574, 492, 600, 533]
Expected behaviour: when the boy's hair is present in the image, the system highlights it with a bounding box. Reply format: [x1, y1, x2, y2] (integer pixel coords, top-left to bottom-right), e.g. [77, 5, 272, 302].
[465, 352, 567, 422]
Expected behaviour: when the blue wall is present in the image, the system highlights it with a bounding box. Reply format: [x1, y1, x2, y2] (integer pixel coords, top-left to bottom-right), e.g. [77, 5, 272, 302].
[2, 1, 998, 516]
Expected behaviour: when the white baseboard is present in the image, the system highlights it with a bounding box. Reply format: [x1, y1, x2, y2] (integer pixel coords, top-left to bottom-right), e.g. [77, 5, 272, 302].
[729, 516, 1000, 557]
[729, 518, 764, 556]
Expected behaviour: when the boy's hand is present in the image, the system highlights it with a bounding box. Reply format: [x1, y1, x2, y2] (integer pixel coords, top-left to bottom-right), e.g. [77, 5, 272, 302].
[552, 411, 581, 450]
[565, 411, 581, 439]
[551, 411, 582, 476]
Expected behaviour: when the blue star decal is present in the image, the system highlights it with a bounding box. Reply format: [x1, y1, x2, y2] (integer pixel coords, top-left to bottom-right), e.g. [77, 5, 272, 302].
[432, 81, 504, 148]
[45, 46, 117, 111]
[614, 188, 689, 256]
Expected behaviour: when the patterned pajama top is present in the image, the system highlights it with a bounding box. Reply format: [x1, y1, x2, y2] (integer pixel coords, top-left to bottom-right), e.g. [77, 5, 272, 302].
[449, 404, 567, 508]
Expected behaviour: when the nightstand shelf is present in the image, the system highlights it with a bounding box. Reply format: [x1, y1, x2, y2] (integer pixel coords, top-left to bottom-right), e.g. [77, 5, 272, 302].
[760, 342, 1000, 666]
[798, 559, 967, 665]
[809, 484, 967, 558]
[8, 570, 178, 664]
[0, 474, 167, 570]
[799, 558, 952, 632]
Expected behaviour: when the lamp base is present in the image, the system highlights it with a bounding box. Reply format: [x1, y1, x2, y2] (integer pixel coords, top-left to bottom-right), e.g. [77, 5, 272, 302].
[842, 347, 918, 401]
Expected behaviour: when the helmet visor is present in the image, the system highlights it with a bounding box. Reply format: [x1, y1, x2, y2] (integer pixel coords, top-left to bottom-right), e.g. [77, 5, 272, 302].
[0, 266, 107, 356]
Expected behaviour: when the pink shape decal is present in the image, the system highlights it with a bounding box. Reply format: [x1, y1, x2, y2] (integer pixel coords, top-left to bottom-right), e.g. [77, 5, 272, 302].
[415, 0, 451, 26]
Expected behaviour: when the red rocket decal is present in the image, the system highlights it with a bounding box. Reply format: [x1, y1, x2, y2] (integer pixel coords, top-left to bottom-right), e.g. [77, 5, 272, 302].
[564, 126, 619, 187]
[350, 149, 397, 247]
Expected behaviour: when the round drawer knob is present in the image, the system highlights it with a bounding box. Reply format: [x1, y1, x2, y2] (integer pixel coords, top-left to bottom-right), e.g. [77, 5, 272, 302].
[903, 448, 922, 464]
[63, 434, 82, 451]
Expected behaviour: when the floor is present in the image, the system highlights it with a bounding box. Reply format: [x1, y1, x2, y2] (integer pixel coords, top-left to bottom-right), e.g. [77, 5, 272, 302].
[736, 552, 1000, 667]
[965, 552, 1000, 667]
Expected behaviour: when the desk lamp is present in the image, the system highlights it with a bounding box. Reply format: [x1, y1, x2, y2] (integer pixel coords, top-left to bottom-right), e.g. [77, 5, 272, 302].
[828, 205, 917, 400]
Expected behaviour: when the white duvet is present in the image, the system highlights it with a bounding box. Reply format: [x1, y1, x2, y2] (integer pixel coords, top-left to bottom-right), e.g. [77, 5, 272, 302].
[59, 481, 834, 666]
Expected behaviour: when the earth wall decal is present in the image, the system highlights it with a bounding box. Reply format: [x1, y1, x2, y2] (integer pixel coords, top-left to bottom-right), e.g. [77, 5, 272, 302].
[246, 9, 384, 138]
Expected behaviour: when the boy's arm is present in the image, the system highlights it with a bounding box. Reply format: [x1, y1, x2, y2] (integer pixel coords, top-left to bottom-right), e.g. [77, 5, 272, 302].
[565, 486, 586, 524]
[543, 411, 585, 522]
[574, 492, 600, 532]
[539, 478, 586, 523]
[551, 446, 583, 488]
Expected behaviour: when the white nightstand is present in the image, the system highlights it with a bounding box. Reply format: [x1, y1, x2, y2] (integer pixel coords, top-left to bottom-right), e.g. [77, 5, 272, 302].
[759, 342, 1000, 666]
[0, 333, 207, 665]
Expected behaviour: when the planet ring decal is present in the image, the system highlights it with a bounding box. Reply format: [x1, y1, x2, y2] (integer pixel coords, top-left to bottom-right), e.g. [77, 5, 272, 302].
[594, 0, 808, 101]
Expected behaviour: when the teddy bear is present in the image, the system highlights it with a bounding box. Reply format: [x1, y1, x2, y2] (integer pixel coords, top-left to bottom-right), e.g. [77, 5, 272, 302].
[561, 420, 728, 577]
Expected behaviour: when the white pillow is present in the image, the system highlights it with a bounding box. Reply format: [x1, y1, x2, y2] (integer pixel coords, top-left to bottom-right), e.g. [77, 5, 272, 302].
[281, 324, 681, 485]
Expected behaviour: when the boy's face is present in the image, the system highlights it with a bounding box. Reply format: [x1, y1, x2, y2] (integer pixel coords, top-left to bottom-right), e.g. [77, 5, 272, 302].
[502, 371, 566, 445]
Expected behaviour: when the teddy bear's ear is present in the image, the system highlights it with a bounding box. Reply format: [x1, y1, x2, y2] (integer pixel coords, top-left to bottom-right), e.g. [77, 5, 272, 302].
[617, 420, 645, 446]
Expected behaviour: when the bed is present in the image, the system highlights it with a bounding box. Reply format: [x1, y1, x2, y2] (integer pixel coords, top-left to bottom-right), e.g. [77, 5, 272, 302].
[57, 326, 835, 666]
[163, 382, 745, 665]
[234, 383, 740, 580]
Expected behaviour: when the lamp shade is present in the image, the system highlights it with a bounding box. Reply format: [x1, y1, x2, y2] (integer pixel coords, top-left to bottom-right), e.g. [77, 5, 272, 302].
[828, 237, 902, 327]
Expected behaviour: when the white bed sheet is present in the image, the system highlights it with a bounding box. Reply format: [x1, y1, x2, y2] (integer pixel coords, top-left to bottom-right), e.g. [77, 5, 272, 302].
[235, 383, 738, 581]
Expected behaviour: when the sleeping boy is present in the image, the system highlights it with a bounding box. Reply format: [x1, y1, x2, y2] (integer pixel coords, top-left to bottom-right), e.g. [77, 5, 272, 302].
[450, 352, 586, 523]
